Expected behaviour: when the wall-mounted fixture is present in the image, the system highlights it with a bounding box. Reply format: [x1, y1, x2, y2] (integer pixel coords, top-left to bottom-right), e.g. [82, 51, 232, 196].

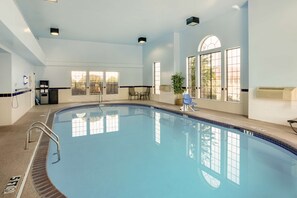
[45, 0, 58, 3]
[50, 28, 59, 36]
[186, 16, 199, 26]
[138, 37, 147, 44]
[23, 75, 29, 85]
[232, 5, 241, 10]
[256, 87, 297, 101]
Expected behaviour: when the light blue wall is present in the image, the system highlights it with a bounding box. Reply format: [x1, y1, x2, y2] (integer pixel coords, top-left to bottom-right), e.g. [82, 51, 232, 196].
[143, 4, 249, 89]
[179, 3, 249, 89]
[143, 33, 174, 86]
[249, 0, 297, 87]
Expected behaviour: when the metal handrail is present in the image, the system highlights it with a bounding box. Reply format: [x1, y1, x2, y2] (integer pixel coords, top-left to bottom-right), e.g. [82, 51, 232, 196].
[25, 123, 61, 161]
[27, 121, 59, 143]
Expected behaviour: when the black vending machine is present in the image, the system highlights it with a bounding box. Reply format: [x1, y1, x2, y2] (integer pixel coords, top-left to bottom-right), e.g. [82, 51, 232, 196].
[39, 80, 49, 105]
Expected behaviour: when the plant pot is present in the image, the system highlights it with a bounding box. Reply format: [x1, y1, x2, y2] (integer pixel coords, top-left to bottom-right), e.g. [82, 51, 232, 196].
[175, 98, 183, 106]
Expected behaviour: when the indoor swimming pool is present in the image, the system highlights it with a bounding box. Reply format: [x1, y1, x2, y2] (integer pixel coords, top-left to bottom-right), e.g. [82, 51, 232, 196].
[47, 104, 297, 198]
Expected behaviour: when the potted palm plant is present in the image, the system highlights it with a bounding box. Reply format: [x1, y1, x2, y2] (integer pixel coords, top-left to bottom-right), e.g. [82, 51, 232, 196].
[171, 72, 185, 105]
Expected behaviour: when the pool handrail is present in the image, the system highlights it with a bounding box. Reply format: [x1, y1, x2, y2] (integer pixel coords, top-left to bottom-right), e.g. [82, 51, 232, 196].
[25, 122, 61, 161]
[27, 121, 59, 143]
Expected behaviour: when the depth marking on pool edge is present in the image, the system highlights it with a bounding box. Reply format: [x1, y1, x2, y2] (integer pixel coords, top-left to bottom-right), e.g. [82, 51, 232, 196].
[3, 176, 21, 194]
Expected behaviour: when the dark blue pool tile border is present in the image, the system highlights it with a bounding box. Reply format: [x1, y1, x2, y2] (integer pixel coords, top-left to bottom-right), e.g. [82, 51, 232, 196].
[0, 89, 31, 97]
[251, 132, 297, 155]
[101, 103, 297, 156]
[53, 102, 297, 156]
[31, 108, 66, 198]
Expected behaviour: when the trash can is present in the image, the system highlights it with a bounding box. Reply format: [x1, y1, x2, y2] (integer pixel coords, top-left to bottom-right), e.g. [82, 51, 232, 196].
[40, 93, 48, 104]
[49, 89, 58, 104]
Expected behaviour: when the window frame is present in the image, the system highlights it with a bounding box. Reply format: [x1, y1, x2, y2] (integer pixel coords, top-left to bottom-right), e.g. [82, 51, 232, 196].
[198, 36, 222, 101]
[153, 62, 161, 95]
[199, 51, 222, 100]
[89, 71, 104, 95]
[226, 47, 241, 102]
[186, 56, 197, 98]
[71, 71, 87, 96]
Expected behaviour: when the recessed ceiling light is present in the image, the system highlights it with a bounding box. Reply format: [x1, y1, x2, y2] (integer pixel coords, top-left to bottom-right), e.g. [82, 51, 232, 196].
[50, 28, 59, 36]
[186, 16, 199, 26]
[138, 37, 147, 44]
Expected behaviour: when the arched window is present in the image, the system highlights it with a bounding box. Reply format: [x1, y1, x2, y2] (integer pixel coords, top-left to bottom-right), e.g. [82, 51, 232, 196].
[199, 36, 221, 52]
[198, 35, 222, 100]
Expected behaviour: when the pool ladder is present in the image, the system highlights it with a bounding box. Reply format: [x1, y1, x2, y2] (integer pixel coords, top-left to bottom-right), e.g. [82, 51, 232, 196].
[25, 121, 61, 161]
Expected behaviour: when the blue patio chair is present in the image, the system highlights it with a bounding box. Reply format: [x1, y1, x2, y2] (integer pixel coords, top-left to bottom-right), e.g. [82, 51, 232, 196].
[183, 93, 197, 111]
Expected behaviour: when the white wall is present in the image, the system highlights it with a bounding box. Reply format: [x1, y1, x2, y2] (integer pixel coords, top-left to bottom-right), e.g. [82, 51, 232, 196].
[0, 0, 43, 125]
[143, 33, 175, 86]
[143, 33, 177, 104]
[0, 52, 11, 92]
[11, 53, 34, 92]
[0, 52, 35, 126]
[34, 65, 143, 87]
[0, 0, 45, 65]
[39, 38, 142, 66]
[11, 91, 32, 123]
[35, 38, 144, 102]
[249, 0, 297, 124]
[37, 39, 143, 86]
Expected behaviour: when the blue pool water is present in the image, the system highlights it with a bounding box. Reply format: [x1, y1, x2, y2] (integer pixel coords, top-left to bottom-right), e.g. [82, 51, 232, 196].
[48, 105, 297, 198]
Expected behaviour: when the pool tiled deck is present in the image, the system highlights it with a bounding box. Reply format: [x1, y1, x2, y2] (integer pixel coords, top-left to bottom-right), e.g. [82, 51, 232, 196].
[0, 100, 296, 197]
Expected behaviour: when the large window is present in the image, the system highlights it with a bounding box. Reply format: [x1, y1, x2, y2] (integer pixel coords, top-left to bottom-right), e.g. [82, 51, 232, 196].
[198, 36, 241, 103]
[187, 56, 196, 98]
[226, 48, 241, 102]
[199, 36, 222, 100]
[153, 62, 160, 94]
[200, 52, 221, 100]
[106, 72, 118, 94]
[71, 71, 119, 96]
[89, 71, 103, 95]
[71, 71, 87, 95]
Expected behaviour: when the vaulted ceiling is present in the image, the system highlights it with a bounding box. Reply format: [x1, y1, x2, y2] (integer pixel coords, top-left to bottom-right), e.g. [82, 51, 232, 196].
[15, 0, 247, 45]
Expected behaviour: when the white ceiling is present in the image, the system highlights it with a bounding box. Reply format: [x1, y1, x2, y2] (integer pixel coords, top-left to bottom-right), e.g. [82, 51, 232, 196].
[15, 0, 247, 45]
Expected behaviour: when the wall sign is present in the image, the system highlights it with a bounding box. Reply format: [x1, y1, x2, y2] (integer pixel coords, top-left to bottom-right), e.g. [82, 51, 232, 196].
[3, 176, 21, 194]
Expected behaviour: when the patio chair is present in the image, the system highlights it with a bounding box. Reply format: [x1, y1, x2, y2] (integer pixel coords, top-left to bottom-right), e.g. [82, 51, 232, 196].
[128, 87, 139, 100]
[182, 93, 197, 111]
[140, 87, 150, 100]
[288, 119, 297, 134]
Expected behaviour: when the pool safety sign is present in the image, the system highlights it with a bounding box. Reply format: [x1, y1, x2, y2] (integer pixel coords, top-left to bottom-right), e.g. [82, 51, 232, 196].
[3, 176, 21, 194]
